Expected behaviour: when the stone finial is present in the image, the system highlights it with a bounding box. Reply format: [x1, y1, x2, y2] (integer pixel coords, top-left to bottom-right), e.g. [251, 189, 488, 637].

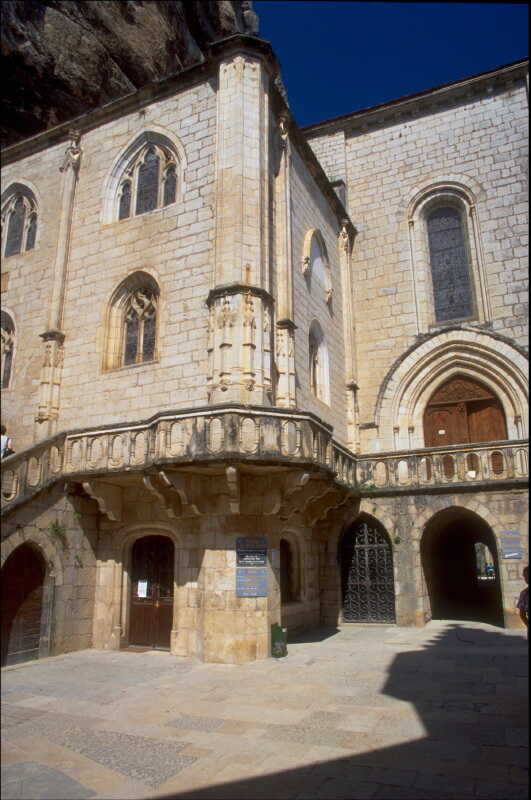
[241, 1, 259, 35]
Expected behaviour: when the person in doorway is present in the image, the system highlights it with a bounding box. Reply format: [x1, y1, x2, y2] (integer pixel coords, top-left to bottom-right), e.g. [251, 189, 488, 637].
[516, 566, 528, 630]
[0, 425, 15, 459]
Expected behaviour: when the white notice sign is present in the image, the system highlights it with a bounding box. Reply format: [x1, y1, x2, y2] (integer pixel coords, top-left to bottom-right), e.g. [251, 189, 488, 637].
[137, 580, 148, 598]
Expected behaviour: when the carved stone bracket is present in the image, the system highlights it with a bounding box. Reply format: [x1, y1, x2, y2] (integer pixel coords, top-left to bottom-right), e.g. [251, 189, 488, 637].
[82, 480, 123, 522]
[304, 487, 356, 527]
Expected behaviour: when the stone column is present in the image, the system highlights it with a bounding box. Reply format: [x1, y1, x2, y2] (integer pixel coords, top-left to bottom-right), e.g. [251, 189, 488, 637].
[35, 129, 82, 439]
[338, 220, 359, 451]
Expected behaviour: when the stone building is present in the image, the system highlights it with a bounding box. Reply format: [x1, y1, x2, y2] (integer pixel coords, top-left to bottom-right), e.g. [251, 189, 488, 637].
[1, 2, 528, 666]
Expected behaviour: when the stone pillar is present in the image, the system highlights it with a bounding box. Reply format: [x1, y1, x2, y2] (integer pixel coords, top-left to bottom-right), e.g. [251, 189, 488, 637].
[275, 113, 297, 409]
[35, 129, 82, 439]
[208, 51, 274, 405]
[338, 220, 359, 451]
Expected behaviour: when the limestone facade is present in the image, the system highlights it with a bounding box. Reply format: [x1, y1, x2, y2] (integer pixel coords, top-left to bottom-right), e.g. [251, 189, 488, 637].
[1, 36, 528, 665]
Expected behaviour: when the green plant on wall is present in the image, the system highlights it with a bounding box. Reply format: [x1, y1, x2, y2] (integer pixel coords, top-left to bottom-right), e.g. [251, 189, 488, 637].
[47, 519, 68, 549]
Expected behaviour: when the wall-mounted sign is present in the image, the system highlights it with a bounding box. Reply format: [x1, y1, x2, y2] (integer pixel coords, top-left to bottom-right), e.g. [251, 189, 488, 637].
[137, 580, 148, 598]
[236, 537, 267, 567]
[236, 567, 268, 597]
[499, 530, 523, 559]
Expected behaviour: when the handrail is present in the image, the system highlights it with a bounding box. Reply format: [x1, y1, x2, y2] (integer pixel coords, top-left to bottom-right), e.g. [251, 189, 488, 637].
[1, 409, 528, 513]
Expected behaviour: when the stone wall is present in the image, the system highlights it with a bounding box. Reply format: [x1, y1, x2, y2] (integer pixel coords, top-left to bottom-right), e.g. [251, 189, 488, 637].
[1, 483, 99, 655]
[319, 488, 528, 631]
[290, 147, 349, 445]
[307, 77, 528, 452]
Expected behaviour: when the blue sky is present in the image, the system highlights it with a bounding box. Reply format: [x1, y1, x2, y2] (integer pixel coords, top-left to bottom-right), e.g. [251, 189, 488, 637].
[253, 2, 528, 127]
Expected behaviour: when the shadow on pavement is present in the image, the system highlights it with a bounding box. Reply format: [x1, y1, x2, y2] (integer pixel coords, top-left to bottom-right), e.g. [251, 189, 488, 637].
[150, 625, 528, 800]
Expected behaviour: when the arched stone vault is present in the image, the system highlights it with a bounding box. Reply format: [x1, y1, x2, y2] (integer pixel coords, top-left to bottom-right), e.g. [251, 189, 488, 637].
[1, 527, 64, 585]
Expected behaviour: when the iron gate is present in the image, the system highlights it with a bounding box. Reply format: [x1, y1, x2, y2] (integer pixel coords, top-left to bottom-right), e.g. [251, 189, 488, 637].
[341, 520, 396, 623]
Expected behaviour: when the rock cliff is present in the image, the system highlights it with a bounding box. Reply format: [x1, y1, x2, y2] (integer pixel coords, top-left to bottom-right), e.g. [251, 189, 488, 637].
[1, 0, 259, 146]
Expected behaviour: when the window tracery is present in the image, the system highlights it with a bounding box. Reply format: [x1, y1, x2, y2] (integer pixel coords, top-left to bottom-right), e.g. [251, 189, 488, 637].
[104, 272, 160, 371]
[427, 206, 474, 322]
[1, 188, 38, 257]
[115, 141, 178, 221]
[1, 311, 15, 389]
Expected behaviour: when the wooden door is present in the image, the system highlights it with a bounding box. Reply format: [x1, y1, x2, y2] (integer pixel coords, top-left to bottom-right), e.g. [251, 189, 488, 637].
[129, 536, 174, 649]
[1, 545, 45, 666]
[424, 376, 507, 447]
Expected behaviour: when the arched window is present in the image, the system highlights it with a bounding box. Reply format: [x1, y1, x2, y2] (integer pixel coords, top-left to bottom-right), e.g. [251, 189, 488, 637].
[104, 272, 160, 370]
[1, 186, 38, 257]
[308, 320, 330, 404]
[427, 206, 474, 322]
[302, 228, 333, 305]
[114, 139, 179, 222]
[1, 311, 15, 389]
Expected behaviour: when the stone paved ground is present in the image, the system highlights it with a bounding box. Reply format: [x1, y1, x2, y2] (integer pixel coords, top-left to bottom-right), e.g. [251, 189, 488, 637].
[1, 621, 528, 800]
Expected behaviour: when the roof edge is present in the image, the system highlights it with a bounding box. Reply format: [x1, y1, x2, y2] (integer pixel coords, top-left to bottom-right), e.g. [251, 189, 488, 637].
[303, 57, 529, 136]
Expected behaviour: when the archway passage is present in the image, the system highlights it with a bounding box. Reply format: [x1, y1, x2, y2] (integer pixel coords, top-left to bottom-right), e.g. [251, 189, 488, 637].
[1, 544, 45, 666]
[421, 508, 504, 626]
[340, 516, 396, 623]
[423, 375, 507, 447]
[129, 535, 174, 649]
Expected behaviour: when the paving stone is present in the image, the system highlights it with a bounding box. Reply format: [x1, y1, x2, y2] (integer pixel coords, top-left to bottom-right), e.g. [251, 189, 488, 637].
[167, 714, 226, 732]
[1, 762, 96, 799]
[505, 728, 529, 748]
[57, 727, 198, 788]
[414, 772, 475, 795]
[474, 780, 529, 799]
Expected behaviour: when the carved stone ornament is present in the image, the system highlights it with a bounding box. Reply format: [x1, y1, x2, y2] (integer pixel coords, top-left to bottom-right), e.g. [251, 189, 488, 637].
[326, 287, 334, 306]
[60, 129, 82, 174]
[302, 256, 311, 275]
[279, 112, 290, 146]
[339, 219, 350, 253]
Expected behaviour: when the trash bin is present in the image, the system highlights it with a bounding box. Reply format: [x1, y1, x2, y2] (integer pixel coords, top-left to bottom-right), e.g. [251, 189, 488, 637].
[271, 623, 287, 658]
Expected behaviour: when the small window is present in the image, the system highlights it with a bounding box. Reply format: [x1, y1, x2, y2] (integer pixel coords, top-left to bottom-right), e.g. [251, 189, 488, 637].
[2, 187, 38, 257]
[1, 311, 15, 389]
[427, 206, 474, 322]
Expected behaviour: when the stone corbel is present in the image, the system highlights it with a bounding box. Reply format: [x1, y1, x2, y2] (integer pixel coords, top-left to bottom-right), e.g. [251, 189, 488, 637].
[279, 472, 331, 521]
[304, 487, 355, 527]
[60, 129, 82, 175]
[82, 480, 123, 522]
[143, 475, 184, 519]
[159, 471, 204, 516]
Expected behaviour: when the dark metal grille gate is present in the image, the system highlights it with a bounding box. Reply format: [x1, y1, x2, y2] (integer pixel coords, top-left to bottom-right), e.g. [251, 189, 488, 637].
[341, 520, 396, 623]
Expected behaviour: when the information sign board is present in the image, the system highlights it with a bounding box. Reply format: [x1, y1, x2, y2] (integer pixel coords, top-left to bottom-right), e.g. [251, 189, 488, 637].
[236, 567, 268, 597]
[499, 530, 523, 559]
[236, 537, 267, 567]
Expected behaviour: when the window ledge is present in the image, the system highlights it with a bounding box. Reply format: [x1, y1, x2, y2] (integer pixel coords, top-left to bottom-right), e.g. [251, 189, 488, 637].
[103, 359, 159, 374]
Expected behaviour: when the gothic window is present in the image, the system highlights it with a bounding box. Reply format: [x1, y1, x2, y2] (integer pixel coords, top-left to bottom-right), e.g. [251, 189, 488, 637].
[104, 272, 160, 371]
[308, 320, 330, 404]
[115, 140, 178, 221]
[1, 311, 15, 389]
[1, 187, 38, 257]
[427, 206, 474, 322]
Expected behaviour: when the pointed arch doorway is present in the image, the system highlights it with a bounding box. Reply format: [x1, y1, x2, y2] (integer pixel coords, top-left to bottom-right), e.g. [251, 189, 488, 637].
[340, 516, 396, 623]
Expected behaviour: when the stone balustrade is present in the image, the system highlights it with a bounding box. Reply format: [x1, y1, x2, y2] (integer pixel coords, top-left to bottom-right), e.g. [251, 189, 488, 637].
[1, 406, 528, 513]
[356, 440, 529, 492]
